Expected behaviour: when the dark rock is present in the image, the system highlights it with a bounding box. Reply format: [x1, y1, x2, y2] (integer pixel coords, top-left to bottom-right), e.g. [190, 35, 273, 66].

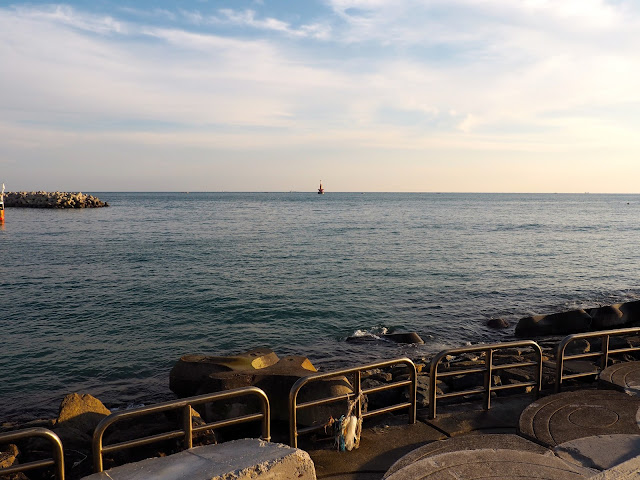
[346, 331, 424, 344]
[564, 338, 590, 355]
[487, 318, 510, 329]
[382, 332, 424, 344]
[362, 378, 403, 411]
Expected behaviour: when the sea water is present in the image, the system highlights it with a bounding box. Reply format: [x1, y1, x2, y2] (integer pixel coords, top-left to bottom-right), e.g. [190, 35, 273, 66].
[1, 192, 639, 421]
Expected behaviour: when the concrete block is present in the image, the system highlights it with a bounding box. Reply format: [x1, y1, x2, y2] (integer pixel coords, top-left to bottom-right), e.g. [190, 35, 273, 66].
[81, 439, 316, 480]
[553, 434, 640, 471]
[588, 455, 640, 479]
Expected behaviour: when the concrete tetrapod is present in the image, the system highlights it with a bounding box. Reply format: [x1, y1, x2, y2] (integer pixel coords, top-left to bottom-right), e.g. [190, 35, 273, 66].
[518, 390, 640, 447]
[384, 448, 596, 480]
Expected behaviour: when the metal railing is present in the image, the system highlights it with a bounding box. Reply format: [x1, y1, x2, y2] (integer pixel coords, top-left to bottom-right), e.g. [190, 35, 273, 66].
[0, 427, 65, 480]
[92, 386, 270, 472]
[555, 327, 640, 392]
[289, 358, 417, 448]
[429, 341, 543, 419]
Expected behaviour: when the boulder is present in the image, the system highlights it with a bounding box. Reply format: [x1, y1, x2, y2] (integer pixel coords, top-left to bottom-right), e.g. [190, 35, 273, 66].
[346, 331, 424, 344]
[382, 332, 424, 344]
[170, 348, 280, 397]
[487, 318, 510, 329]
[0, 443, 28, 480]
[55, 393, 111, 435]
[0, 443, 18, 468]
[590, 305, 625, 330]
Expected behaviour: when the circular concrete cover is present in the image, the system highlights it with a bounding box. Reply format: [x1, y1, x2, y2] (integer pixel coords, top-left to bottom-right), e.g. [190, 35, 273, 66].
[518, 390, 640, 447]
[384, 448, 595, 480]
[383, 434, 549, 479]
[599, 361, 640, 395]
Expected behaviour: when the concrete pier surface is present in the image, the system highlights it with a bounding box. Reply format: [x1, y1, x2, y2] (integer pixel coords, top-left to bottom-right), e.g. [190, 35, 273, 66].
[306, 390, 640, 480]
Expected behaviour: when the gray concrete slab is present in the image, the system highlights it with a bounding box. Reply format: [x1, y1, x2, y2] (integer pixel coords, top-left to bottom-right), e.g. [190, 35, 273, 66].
[587, 455, 640, 479]
[518, 390, 640, 447]
[384, 449, 597, 480]
[553, 434, 640, 471]
[599, 361, 640, 396]
[420, 395, 534, 436]
[306, 421, 445, 480]
[383, 434, 550, 478]
[81, 439, 316, 480]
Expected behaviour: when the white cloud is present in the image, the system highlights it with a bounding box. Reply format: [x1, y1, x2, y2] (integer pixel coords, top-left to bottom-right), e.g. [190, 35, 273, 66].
[2, 2, 640, 191]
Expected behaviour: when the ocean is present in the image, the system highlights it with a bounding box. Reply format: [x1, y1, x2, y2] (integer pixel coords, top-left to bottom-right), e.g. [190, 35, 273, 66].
[1, 192, 639, 422]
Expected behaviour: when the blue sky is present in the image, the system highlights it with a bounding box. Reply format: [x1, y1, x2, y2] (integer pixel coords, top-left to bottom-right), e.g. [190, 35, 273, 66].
[1, 0, 640, 192]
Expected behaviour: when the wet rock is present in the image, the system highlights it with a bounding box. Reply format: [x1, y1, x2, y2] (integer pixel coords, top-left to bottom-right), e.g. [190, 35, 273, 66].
[382, 332, 424, 344]
[346, 331, 424, 344]
[487, 318, 510, 329]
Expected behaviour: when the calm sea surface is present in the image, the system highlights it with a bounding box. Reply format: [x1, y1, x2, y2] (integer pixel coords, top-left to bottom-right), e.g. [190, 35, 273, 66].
[2, 192, 639, 421]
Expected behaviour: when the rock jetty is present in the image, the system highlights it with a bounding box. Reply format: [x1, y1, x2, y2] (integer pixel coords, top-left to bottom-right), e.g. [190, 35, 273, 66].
[3, 191, 108, 208]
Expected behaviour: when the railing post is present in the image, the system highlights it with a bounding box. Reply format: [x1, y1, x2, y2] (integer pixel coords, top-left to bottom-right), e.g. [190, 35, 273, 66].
[484, 348, 493, 411]
[289, 377, 303, 448]
[428, 356, 438, 420]
[408, 360, 417, 424]
[555, 341, 567, 393]
[260, 391, 271, 442]
[183, 405, 193, 449]
[602, 334, 610, 371]
[354, 370, 362, 418]
[534, 343, 542, 398]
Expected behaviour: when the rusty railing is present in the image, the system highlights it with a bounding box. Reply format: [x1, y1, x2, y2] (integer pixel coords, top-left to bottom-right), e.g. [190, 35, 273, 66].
[555, 327, 640, 392]
[0, 427, 65, 480]
[429, 340, 542, 419]
[92, 386, 270, 472]
[289, 358, 417, 448]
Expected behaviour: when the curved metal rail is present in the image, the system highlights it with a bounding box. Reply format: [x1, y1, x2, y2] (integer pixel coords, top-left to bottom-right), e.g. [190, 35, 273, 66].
[92, 386, 270, 472]
[555, 327, 640, 392]
[0, 427, 65, 480]
[429, 340, 543, 419]
[289, 357, 417, 448]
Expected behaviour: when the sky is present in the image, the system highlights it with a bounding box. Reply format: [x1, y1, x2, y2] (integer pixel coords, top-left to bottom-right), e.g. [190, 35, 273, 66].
[1, 0, 640, 192]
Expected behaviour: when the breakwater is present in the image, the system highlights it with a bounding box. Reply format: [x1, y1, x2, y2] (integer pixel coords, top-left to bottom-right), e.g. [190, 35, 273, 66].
[3, 191, 108, 208]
